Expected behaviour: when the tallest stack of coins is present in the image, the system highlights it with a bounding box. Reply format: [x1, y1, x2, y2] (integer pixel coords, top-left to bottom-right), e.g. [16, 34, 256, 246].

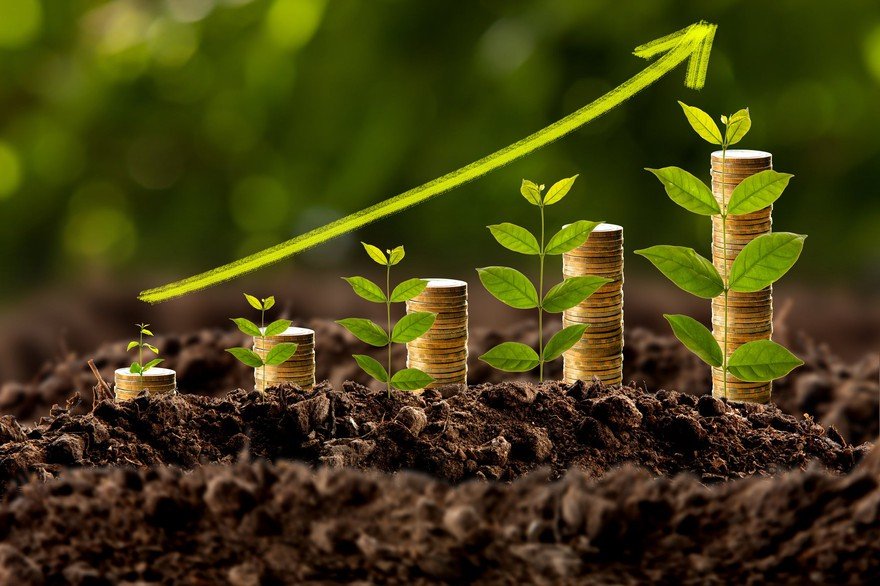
[405, 279, 468, 388]
[710, 149, 774, 403]
[561, 223, 625, 386]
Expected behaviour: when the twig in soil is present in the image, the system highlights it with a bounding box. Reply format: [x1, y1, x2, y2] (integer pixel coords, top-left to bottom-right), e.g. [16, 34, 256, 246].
[87, 359, 113, 405]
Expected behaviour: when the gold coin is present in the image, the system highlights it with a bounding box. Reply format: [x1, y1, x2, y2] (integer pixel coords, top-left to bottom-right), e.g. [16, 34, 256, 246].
[407, 350, 468, 363]
[406, 298, 468, 309]
[407, 338, 469, 350]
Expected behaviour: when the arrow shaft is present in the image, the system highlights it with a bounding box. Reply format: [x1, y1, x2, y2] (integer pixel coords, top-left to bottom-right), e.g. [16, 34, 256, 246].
[141, 31, 703, 302]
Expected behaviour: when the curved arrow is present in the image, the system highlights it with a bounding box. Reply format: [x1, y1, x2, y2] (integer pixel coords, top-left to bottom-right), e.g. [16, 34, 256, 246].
[141, 21, 716, 303]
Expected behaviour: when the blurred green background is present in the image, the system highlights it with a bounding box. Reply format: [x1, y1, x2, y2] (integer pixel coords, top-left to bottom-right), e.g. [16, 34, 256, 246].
[1, 0, 879, 305]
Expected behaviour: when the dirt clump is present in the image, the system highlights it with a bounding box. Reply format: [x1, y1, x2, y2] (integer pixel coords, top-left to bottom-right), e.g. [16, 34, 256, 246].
[0, 381, 868, 492]
[0, 451, 877, 584]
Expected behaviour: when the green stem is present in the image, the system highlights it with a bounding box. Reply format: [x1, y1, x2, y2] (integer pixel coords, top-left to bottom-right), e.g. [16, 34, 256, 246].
[261, 306, 266, 387]
[721, 143, 729, 399]
[538, 204, 545, 383]
[386, 263, 392, 397]
[139, 329, 143, 379]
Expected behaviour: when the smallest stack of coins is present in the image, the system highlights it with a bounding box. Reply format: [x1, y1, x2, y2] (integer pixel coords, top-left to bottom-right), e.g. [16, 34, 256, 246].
[562, 223, 624, 386]
[114, 367, 177, 401]
[253, 326, 316, 391]
[405, 279, 468, 388]
[710, 149, 774, 403]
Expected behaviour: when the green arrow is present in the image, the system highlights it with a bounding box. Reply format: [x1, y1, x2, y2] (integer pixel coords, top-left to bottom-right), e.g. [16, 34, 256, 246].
[141, 21, 716, 303]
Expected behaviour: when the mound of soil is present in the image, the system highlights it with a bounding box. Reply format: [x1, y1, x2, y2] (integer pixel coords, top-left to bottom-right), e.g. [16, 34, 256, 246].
[2, 319, 877, 446]
[1, 450, 877, 584]
[0, 381, 868, 493]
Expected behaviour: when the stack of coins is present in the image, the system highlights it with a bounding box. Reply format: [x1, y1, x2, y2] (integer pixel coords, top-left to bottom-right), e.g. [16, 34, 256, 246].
[561, 223, 624, 386]
[405, 279, 468, 388]
[114, 367, 176, 401]
[710, 149, 774, 403]
[253, 326, 316, 391]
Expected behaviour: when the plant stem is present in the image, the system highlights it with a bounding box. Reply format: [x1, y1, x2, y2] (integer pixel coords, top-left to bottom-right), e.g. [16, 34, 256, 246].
[386, 263, 392, 397]
[538, 204, 545, 382]
[721, 143, 729, 399]
[261, 306, 266, 388]
[138, 329, 143, 379]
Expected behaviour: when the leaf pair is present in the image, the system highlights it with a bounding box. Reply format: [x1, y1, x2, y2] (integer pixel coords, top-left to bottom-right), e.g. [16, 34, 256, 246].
[244, 294, 275, 311]
[679, 101, 750, 147]
[520, 175, 578, 207]
[127, 340, 159, 354]
[663, 315, 802, 382]
[343, 276, 427, 303]
[362, 242, 405, 266]
[232, 317, 291, 338]
[337, 312, 436, 347]
[226, 343, 299, 369]
[130, 358, 163, 375]
[352, 355, 433, 391]
[477, 267, 610, 312]
[488, 220, 602, 256]
[480, 324, 589, 372]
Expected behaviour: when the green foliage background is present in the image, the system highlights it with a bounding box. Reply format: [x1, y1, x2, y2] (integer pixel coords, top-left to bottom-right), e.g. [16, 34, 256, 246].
[0, 0, 878, 302]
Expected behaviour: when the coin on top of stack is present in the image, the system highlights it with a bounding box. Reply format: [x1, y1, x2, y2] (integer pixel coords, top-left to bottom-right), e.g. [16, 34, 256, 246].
[561, 223, 624, 386]
[115, 367, 177, 401]
[709, 149, 774, 403]
[405, 278, 467, 389]
[253, 326, 316, 391]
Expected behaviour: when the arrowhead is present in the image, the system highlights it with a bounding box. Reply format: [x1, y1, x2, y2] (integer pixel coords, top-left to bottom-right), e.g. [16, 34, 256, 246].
[633, 21, 717, 90]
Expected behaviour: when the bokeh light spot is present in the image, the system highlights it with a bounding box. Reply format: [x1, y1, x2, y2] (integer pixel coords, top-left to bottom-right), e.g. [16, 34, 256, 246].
[478, 19, 535, 75]
[63, 207, 136, 262]
[864, 24, 880, 82]
[229, 176, 290, 232]
[0, 142, 22, 199]
[0, 0, 42, 48]
[265, 0, 327, 50]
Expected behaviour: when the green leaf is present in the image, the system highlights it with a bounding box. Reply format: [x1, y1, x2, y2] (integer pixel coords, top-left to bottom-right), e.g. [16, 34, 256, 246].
[388, 245, 405, 265]
[126, 341, 139, 351]
[391, 311, 436, 344]
[678, 101, 723, 145]
[343, 276, 387, 303]
[542, 324, 588, 362]
[361, 242, 388, 265]
[520, 179, 543, 205]
[729, 233, 806, 293]
[635, 245, 724, 299]
[477, 266, 539, 309]
[390, 278, 428, 302]
[265, 342, 299, 366]
[728, 340, 803, 382]
[144, 344, 159, 355]
[244, 293, 262, 310]
[143, 358, 163, 371]
[487, 223, 540, 255]
[545, 220, 603, 255]
[726, 170, 794, 216]
[231, 317, 262, 337]
[336, 318, 389, 347]
[262, 296, 275, 310]
[226, 347, 264, 368]
[542, 276, 611, 313]
[140, 328, 153, 337]
[264, 319, 292, 337]
[543, 174, 578, 205]
[479, 342, 540, 372]
[646, 167, 720, 216]
[129, 362, 142, 375]
[663, 314, 723, 367]
[353, 354, 388, 383]
[390, 368, 434, 391]
[724, 108, 751, 146]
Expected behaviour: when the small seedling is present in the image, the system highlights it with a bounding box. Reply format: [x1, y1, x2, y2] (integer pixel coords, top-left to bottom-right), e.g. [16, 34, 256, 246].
[477, 175, 610, 381]
[127, 323, 162, 377]
[637, 102, 805, 395]
[337, 243, 436, 396]
[225, 294, 299, 384]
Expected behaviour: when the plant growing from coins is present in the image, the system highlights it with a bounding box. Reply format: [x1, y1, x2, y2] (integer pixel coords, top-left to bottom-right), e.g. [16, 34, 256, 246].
[225, 294, 299, 384]
[127, 323, 163, 377]
[637, 103, 805, 394]
[337, 243, 436, 396]
[477, 175, 610, 381]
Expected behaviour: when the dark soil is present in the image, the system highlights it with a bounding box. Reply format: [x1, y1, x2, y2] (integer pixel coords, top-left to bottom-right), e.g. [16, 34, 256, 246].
[2, 319, 877, 446]
[1, 450, 878, 585]
[0, 380, 868, 493]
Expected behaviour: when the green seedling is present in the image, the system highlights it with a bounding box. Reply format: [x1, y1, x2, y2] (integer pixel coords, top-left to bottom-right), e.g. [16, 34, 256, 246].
[225, 294, 299, 384]
[477, 175, 610, 381]
[337, 243, 436, 396]
[127, 323, 162, 377]
[637, 102, 805, 395]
